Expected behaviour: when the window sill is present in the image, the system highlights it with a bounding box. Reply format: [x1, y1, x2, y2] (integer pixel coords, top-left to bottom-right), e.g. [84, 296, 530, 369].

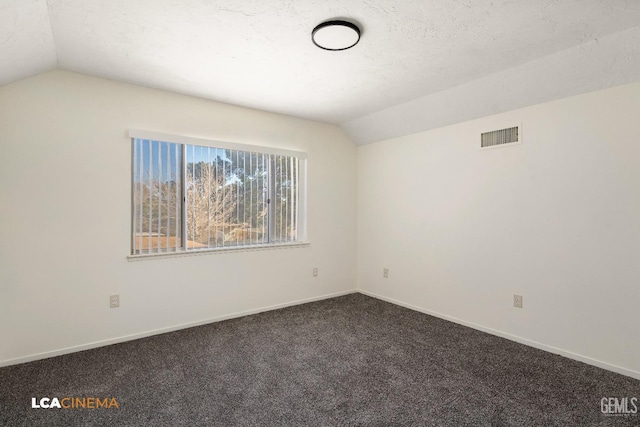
[127, 242, 310, 262]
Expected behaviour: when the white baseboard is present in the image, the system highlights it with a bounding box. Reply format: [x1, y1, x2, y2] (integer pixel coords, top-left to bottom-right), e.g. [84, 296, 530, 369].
[358, 289, 640, 381]
[0, 289, 357, 368]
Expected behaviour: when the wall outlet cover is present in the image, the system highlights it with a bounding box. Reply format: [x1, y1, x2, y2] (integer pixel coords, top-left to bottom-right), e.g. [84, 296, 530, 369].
[110, 294, 120, 308]
[514, 294, 523, 308]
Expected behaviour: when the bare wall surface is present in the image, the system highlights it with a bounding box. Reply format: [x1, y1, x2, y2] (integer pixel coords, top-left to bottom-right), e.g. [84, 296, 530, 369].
[0, 70, 357, 364]
[357, 83, 640, 378]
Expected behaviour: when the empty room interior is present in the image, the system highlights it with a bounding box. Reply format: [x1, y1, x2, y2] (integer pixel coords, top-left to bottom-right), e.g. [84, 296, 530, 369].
[1, 0, 640, 425]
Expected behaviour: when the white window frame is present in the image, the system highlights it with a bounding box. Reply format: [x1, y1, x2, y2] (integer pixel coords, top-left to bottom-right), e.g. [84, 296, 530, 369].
[128, 129, 308, 260]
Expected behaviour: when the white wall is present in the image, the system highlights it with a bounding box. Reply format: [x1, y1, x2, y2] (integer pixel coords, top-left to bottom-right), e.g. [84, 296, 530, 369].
[358, 83, 640, 379]
[0, 70, 357, 365]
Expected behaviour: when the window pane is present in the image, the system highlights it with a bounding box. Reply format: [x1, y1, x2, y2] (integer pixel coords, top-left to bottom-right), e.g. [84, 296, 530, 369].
[132, 136, 302, 254]
[132, 139, 182, 254]
[186, 146, 238, 249]
[270, 154, 298, 243]
[222, 151, 269, 246]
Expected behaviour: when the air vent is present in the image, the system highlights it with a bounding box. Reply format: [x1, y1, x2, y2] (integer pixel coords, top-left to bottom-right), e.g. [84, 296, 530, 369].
[481, 126, 519, 148]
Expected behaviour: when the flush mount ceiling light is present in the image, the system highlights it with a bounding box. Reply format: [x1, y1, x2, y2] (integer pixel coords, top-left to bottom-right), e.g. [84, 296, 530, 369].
[312, 20, 361, 51]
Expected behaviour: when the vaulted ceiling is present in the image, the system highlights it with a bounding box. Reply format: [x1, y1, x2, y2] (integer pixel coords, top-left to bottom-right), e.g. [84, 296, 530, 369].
[3, 0, 640, 144]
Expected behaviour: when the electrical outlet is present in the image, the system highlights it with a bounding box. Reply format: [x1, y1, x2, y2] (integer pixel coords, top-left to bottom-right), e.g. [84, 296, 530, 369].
[313, 267, 318, 277]
[110, 294, 120, 308]
[383, 268, 389, 279]
[514, 294, 523, 308]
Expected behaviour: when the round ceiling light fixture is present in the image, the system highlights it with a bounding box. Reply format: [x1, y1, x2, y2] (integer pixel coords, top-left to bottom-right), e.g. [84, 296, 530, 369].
[312, 20, 361, 51]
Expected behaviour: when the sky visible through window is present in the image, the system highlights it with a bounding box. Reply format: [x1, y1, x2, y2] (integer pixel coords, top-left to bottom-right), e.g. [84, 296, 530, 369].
[134, 139, 229, 182]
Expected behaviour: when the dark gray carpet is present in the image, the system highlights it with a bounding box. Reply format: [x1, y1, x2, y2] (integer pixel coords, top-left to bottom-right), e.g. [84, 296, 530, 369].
[1, 293, 638, 426]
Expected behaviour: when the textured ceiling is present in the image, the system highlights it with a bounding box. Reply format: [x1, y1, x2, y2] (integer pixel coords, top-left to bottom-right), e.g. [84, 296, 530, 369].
[2, 0, 640, 144]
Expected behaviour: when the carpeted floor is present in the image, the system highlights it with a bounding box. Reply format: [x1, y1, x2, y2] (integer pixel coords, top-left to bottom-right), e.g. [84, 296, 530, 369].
[1, 293, 638, 426]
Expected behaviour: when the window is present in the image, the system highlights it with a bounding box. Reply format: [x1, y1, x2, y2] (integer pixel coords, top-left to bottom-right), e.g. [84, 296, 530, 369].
[130, 131, 306, 256]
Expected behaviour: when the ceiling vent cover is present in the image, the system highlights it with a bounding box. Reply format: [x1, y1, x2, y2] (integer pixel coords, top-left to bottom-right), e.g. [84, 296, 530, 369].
[481, 126, 519, 148]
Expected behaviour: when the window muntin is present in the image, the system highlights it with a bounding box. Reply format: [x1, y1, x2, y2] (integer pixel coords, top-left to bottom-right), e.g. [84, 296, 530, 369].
[132, 135, 302, 255]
